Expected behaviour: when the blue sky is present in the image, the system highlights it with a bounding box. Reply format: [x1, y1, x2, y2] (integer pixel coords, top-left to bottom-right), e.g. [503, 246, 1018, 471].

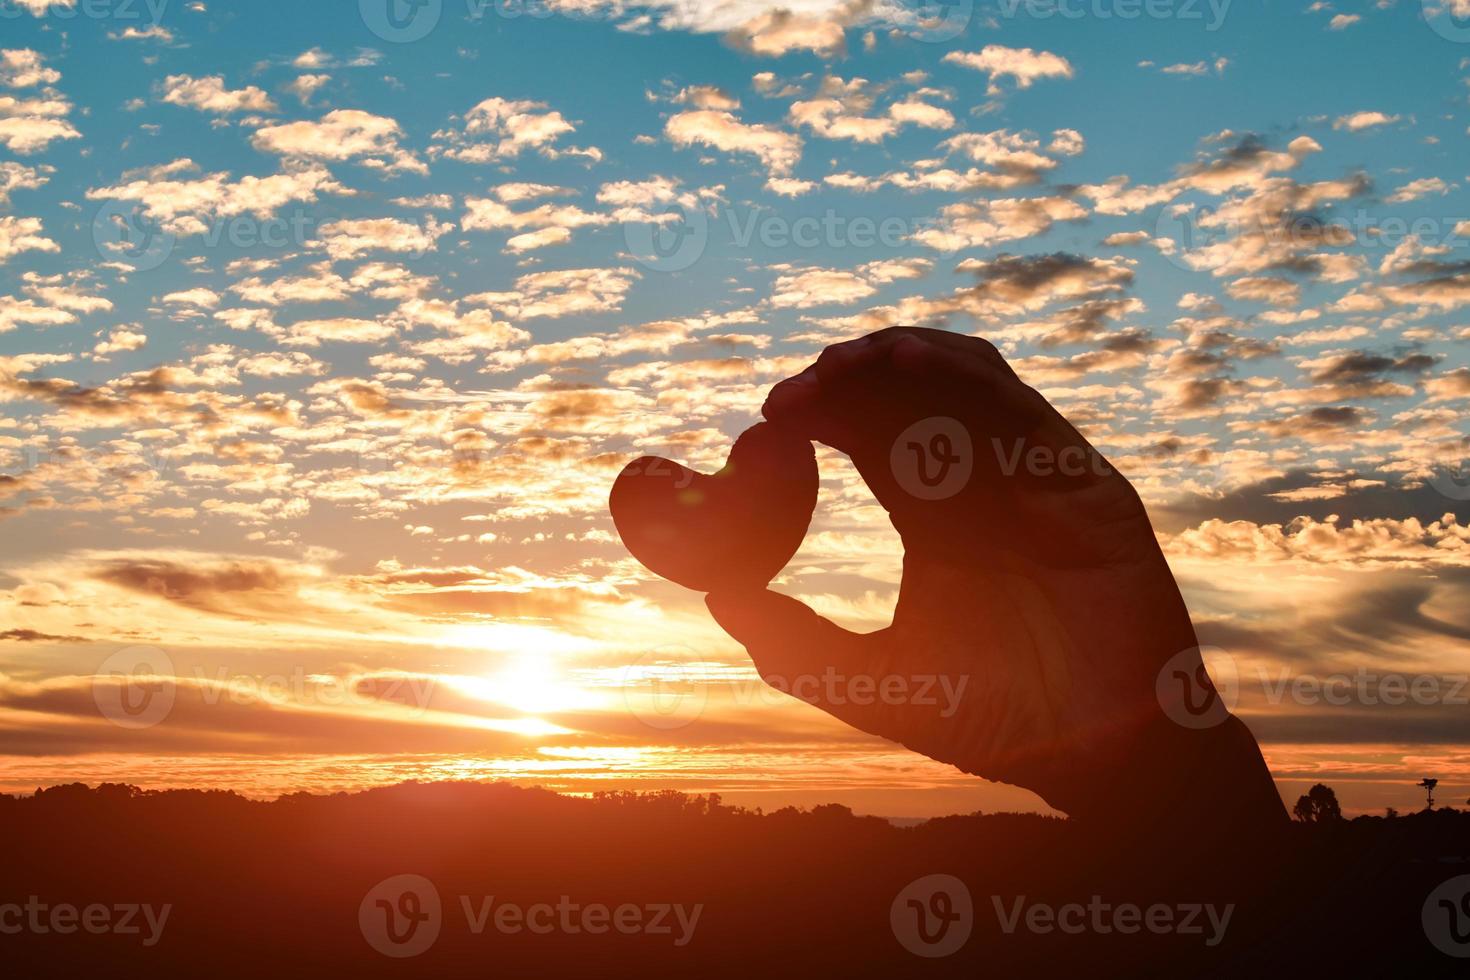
[1, 0, 1469, 815]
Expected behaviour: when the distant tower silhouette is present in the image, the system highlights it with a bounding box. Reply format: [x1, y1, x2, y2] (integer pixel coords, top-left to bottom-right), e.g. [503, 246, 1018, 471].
[1417, 778, 1438, 810]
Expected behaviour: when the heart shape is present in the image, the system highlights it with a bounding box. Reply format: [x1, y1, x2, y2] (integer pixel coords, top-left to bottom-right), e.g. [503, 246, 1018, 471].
[610, 422, 818, 592]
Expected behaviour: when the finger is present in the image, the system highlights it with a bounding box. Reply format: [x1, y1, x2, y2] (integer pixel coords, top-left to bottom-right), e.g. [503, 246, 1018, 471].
[762, 333, 902, 451]
[782, 329, 1115, 481]
[763, 330, 929, 460]
[890, 332, 1146, 560]
[763, 330, 1047, 513]
[705, 589, 884, 726]
[765, 329, 1028, 448]
[889, 332, 1104, 467]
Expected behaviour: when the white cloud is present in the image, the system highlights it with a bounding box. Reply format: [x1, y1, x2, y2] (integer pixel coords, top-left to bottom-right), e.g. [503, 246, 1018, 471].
[284, 317, 396, 346]
[467, 267, 639, 320]
[0, 215, 57, 263]
[0, 294, 78, 333]
[11, 0, 77, 12]
[162, 287, 221, 308]
[313, 217, 453, 260]
[252, 109, 425, 173]
[160, 74, 278, 114]
[87, 160, 346, 236]
[0, 49, 61, 88]
[911, 196, 1087, 251]
[287, 74, 331, 105]
[0, 91, 80, 154]
[93, 327, 147, 358]
[666, 108, 802, 175]
[0, 161, 50, 206]
[434, 97, 596, 163]
[108, 25, 175, 42]
[943, 45, 1074, 93]
[724, 6, 850, 57]
[1385, 177, 1451, 203]
[1333, 110, 1401, 131]
[769, 259, 930, 308]
[461, 196, 611, 253]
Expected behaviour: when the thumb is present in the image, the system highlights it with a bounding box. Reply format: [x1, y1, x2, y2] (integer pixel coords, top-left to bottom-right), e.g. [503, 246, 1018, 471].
[705, 589, 871, 708]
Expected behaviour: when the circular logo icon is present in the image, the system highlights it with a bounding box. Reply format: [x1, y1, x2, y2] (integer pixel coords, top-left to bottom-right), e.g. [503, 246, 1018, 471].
[360, 874, 442, 958]
[891, 873, 973, 958]
[890, 417, 973, 500]
[91, 200, 175, 272]
[623, 202, 709, 273]
[906, 0, 974, 41]
[1156, 645, 1239, 729]
[1423, 0, 1470, 42]
[93, 645, 176, 729]
[354, 445, 401, 478]
[620, 646, 709, 730]
[1423, 874, 1470, 957]
[1151, 201, 1229, 273]
[1429, 461, 1470, 501]
[359, 0, 442, 42]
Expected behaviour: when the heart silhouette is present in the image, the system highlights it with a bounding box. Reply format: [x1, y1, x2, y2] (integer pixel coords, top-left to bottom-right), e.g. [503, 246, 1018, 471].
[610, 422, 818, 592]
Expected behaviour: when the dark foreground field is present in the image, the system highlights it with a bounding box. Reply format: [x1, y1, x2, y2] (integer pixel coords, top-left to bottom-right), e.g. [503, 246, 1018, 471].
[2, 781, 1468, 977]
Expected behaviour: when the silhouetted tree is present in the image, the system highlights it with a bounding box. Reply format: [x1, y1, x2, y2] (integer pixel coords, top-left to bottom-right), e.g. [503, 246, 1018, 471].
[1418, 778, 1438, 810]
[1384, 807, 1398, 819]
[1292, 784, 1342, 824]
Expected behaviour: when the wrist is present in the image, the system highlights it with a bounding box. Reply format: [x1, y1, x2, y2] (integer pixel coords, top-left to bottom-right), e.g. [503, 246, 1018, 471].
[1068, 712, 1287, 843]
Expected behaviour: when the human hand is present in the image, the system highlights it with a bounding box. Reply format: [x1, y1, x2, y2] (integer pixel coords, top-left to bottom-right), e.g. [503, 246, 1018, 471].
[706, 327, 1284, 835]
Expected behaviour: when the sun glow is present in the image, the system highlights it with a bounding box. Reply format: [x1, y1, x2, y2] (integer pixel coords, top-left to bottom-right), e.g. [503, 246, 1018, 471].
[445, 654, 607, 716]
[439, 621, 601, 658]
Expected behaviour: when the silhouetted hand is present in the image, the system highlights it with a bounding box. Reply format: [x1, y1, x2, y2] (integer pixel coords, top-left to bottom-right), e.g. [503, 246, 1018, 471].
[707, 327, 1285, 836]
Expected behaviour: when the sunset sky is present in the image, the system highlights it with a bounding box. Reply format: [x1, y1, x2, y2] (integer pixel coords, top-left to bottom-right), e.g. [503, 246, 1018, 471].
[1, 0, 1468, 817]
